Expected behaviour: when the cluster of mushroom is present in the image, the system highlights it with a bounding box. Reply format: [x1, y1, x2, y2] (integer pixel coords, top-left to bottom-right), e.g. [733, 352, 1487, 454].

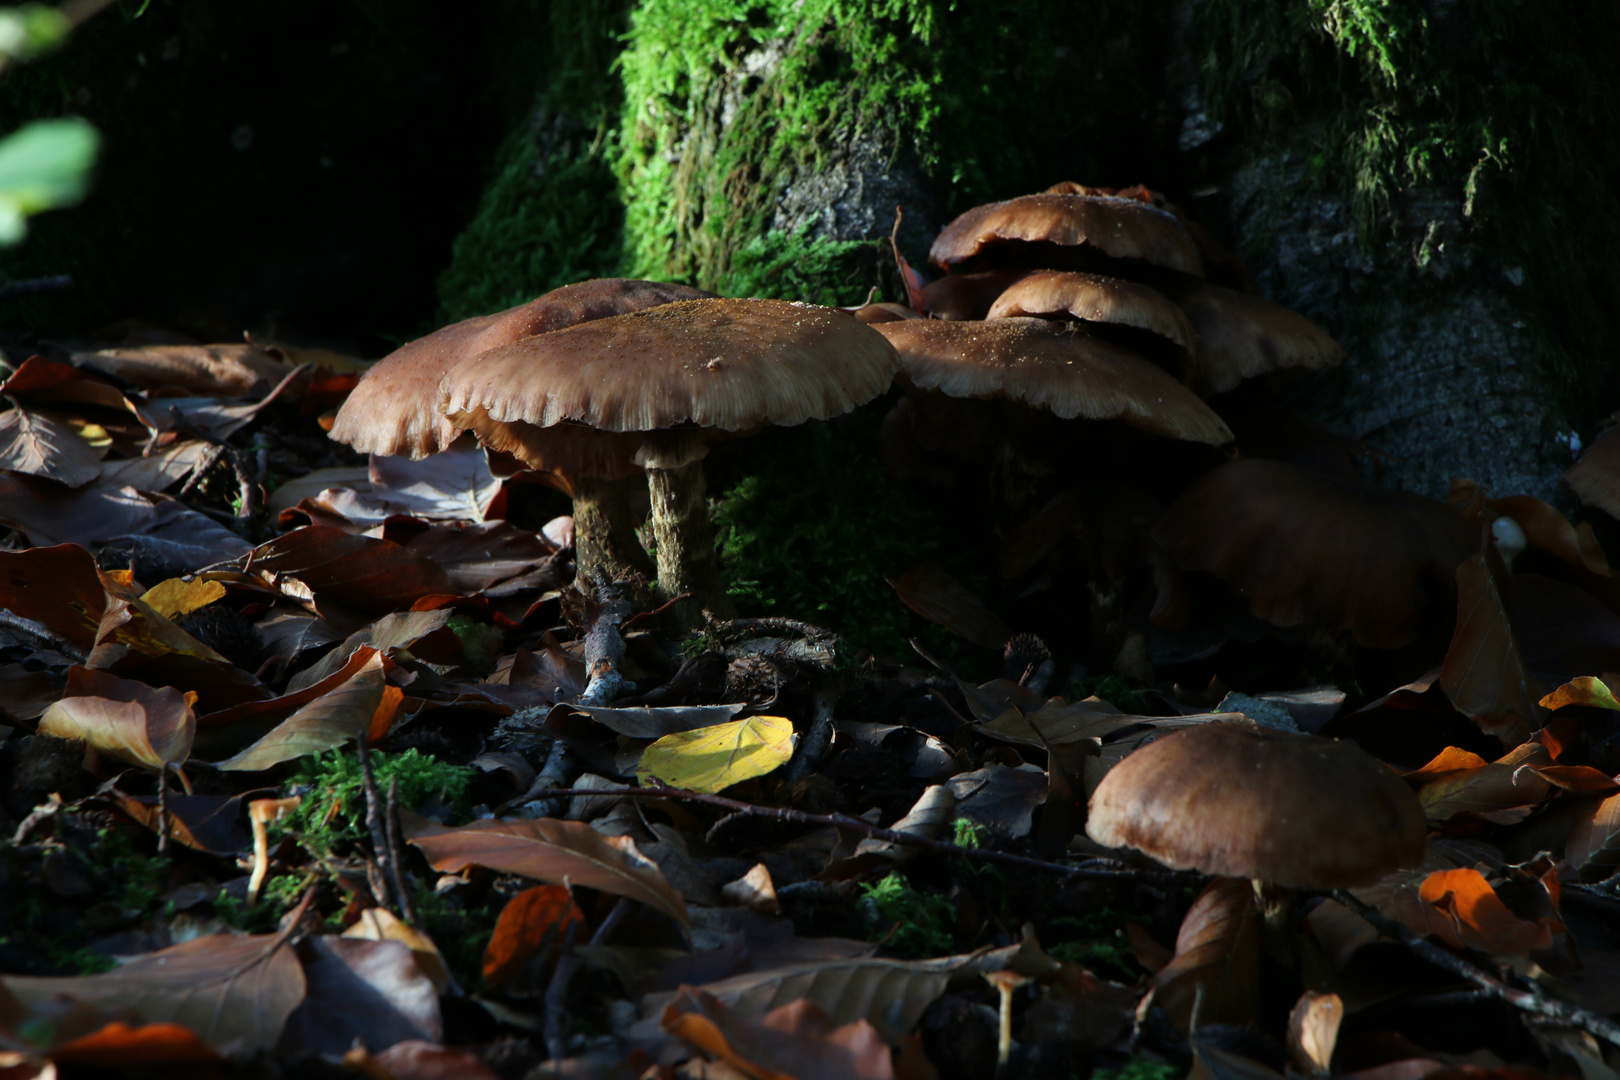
[330, 280, 900, 618]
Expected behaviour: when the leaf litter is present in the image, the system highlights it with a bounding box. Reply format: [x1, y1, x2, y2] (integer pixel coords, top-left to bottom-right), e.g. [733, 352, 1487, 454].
[5, 290, 1620, 1080]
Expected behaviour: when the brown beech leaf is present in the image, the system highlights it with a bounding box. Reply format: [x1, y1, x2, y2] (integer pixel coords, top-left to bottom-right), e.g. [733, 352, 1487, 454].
[405, 814, 688, 928]
[277, 937, 441, 1057]
[887, 563, 1011, 649]
[1540, 675, 1620, 712]
[213, 652, 385, 770]
[1151, 876, 1261, 1035]
[38, 666, 196, 771]
[1439, 553, 1538, 746]
[1286, 991, 1343, 1076]
[662, 989, 894, 1079]
[1, 901, 309, 1055]
[0, 542, 107, 650]
[244, 526, 451, 614]
[574, 703, 749, 739]
[344, 909, 452, 995]
[0, 405, 102, 487]
[1408, 743, 1554, 824]
[482, 884, 584, 995]
[74, 343, 293, 396]
[1565, 793, 1620, 878]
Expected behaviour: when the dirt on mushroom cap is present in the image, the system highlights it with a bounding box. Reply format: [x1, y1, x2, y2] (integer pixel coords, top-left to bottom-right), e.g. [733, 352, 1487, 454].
[875, 317, 1231, 445]
[439, 298, 900, 435]
[1086, 723, 1427, 888]
[330, 278, 713, 459]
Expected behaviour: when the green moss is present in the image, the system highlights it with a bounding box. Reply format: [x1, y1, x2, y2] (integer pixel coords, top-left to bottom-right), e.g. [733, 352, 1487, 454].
[712, 416, 940, 658]
[1192, 0, 1620, 415]
[721, 227, 877, 305]
[859, 870, 955, 956]
[279, 747, 474, 852]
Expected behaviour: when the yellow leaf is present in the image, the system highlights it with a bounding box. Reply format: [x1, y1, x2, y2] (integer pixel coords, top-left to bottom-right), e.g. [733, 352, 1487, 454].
[141, 578, 227, 620]
[637, 715, 795, 794]
[1540, 675, 1620, 713]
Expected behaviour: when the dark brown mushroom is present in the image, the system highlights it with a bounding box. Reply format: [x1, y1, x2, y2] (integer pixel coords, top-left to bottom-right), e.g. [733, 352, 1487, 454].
[441, 298, 900, 617]
[1162, 280, 1344, 395]
[986, 269, 1198, 381]
[1151, 459, 1478, 648]
[1088, 723, 1426, 888]
[930, 193, 1204, 277]
[915, 267, 1032, 321]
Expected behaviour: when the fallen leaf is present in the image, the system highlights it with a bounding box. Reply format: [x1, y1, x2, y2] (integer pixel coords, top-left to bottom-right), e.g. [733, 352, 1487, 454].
[575, 703, 748, 739]
[1287, 991, 1343, 1076]
[49, 1021, 220, 1067]
[139, 578, 227, 620]
[1417, 868, 1558, 956]
[244, 526, 452, 614]
[213, 652, 385, 770]
[1539, 675, 1620, 712]
[887, 563, 1011, 649]
[277, 937, 441, 1057]
[1151, 876, 1261, 1035]
[482, 885, 584, 995]
[370, 1040, 503, 1080]
[637, 715, 795, 794]
[74, 343, 292, 396]
[1439, 553, 1538, 746]
[1409, 742, 1555, 824]
[345, 908, 452, 995]
[0, 542, 106, 650]
[37, 666, 195, 770]
[0, 404, 102, 486]
[406, 814, 688, 928]
[1564, 794, 1620, 878]
[662, 989, 894, 1078]
[2, 904, 309, 1055]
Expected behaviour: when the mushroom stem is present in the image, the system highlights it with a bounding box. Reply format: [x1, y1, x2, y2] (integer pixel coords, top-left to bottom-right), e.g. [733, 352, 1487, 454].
[571, 474, 656, 580]
[645, 456, 736, 621]
[1254, 879, 1299, 968]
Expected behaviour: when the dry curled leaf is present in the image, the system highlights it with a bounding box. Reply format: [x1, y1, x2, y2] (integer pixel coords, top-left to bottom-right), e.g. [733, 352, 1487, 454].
[38, 666, 196, 771]
[212, 651, 385, 770]
[481, 885, 584, 995]
[406, 813, 688, 928]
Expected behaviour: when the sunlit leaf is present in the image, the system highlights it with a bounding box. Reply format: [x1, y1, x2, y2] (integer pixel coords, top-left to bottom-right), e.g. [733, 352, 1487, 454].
[0, 118, 99, 244]
[0, 405, 101, 486]
[1539, 675, 1620, 713]
[637, 714, 795, 794]
[405, 813, 688, 928]
[662, 989, 894, 1078]
[38, 666, 195, 771]
[482, 885, 584, 995]
[140, 578, 227, 620]
[213, 652, 384, 770]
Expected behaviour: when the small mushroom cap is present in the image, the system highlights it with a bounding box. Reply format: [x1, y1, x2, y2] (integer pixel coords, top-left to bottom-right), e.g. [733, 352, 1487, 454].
[930, 193, 1204, 277]
[1152, 459, 1477, 648]
[330, 278, 713, 459]
[987, 269, 1198, 379]
[441, 298, 900, 434]
[1167, 281, 1343, 395]
[1087, 724, 1426, 887]
[874, 317, 1233, 445]
[850, 302, 922, 325]
[1565, 426, 1620, 519]
[916, 267, 1032, 321]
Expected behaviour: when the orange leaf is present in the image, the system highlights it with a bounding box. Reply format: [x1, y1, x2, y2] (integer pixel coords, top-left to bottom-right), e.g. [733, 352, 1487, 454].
[482, 885, 584, 995]
[1417, 869, 1555, 956]
[50, 1022, 219, 1066]
[369, 684, 405, 743]
[662, 989, 894, 1080]
[1539, 675, 1620, 713]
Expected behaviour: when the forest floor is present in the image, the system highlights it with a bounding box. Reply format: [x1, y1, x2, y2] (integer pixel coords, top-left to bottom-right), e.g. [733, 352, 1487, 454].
[3, 332, 1620, 1080]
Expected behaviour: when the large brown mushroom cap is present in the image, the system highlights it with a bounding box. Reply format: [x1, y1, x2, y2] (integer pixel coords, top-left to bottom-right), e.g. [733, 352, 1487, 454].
[1087, 724, 1426, 888]
[874, 318, 1232, 445]
[930, 193, 1204, 277]
[1152, 459, 1477, 648]
[986, 270, 1198, 379]
[329, 278, 713, 459]
[1565, 426, 1620, 519]
[1168, 281, 1344, 395]
[441, 298, 899, 435]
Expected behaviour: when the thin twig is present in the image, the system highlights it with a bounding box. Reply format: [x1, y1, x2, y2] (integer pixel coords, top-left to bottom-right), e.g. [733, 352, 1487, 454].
[530, 784, 1196, 884]
[1333, 889, 1620, 1047]
[385, 777, 417, 925]
[355, 731, 395, 914]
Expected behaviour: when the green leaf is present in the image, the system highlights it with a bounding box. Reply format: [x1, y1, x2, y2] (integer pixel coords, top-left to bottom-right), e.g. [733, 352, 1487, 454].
[0, 5, 72, 61]
[636, 714, 795, 794]
[0, 117, 99, 243]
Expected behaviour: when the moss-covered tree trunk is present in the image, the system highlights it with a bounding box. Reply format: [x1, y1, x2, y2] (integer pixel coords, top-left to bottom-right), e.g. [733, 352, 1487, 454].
[440, 0, 1619, 513]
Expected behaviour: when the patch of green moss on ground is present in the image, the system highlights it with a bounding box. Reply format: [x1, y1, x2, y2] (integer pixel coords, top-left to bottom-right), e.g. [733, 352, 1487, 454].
[713, 414, 940, 658]
[1192, 0, 1620, 417]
